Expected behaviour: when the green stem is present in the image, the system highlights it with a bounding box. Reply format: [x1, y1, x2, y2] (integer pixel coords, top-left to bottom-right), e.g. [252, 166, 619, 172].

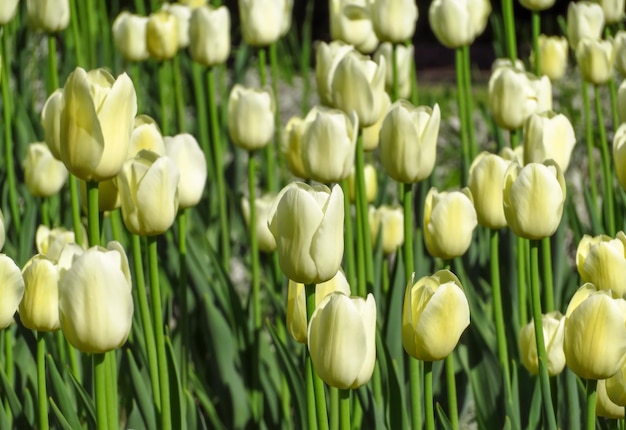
[258, 48, 276, 192]
[341, 179, 357, 292]
[159, 61, 171, 136]
[86, 181, 100, 246]
[83, 0, 97, 67]
[403, 182, 414, 279]
[501, 0, 518, 61]
[510, 129, 520, 149]
[491, 230, 512, 391]
[148, 236, 172, 430]
[306, 284, 329, 430]
[306, 353, 318, 430]
[109, 209, 124, 245]
[47, 35, 59, 94]
[105, 353, 117, 430]
[192, 63, 213, 180]
[586, 379, 597, 430]
[582, 81, 601, 229]
[4, 330, 13, 425]
[178, 210, 188, 390]
[69, 0, 85, 66]
[94, 353, 108, 430]
[382, 257, 390, 294]
[609, 77, 620, 131]
[133, 0, 145, 14]
[37, 333, 49, 430]
[423, 360, 434, 430]
[455, 47, 470, 184]
[354, 180, 366, 297]
[41, 198, 50, 227]
[532, 12, 541, 76]
[392, 43, 399, 101]
[542, 237, 554, 311]
[269, 42, 283, 177]
[70, 176, 84, 246]
[339, 389, 350, 430]
[410, 359, 421, 430]
[517, 236, 528, 328]
[462, 45, 476, 160]
[300, 0, 314, 114]
[355, 136, 374, 289]
[172, 55, 186, 132]
[330, 387, 338, 430]
[595, 84, 616, 236]
[446, 354, 459, 430]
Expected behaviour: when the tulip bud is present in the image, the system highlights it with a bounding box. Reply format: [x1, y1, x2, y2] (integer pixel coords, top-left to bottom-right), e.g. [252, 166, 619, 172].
[576, 232, 626, 298]
[0, 0, 19, 25]
[373, 43, 414, 99]
[606, 361, 626, 407]
[519, 311, 566, 376]
[0, 254, 25, 329]
[268, 182, 344, 284]
[563, 284, 626, 379]
[301, 106, 358, 183]
[308, 292, 377, 389]
[228, 85, 275, 151]
[189, 5, 231, 67]
[402, 270, 470, 361]
[528, 72, 553, 113]
[331, 51, 387, 127]
[60, 67, 138, 182]
[26, 0, 70, 33]
[519, 0, 555, 11]
[371, 0, 418, 43]
[534, 35, 568, 81]
[112, 12, 149, 63]
[429, 0, 492, 49]
[596, 0, 625, 24]
[36, 225, 83, 263]
[238, 0, 284, 47]
[488, 66, 539, 130]
[380, 100, 441, 183]
[467, 152, 511, 229]
[128, 115, 166, 158]
[146, 10, 179, 61]
[523, 111, 576, 172]
[613, 123, 626, 190]
[286, 270, 351, 343]
[576, 37, 615, 85]
[23, 142, 68, 197]
[348, 164, 378, 204]
[567, 1, 605, 50]
[424, 187, 477, 260]
[369, 205, 403, 255]
[161, 3, 191, 49]
[597, 379, 625, 418]
[330, 0, 379, 53]
[165, 133, 207, 209]
[503, 161, 566, 240]
[41, 89, 63, 160]
[118, 150, 180, 236]
[242, 193, 277, 253]
[315, 41, 354, 107]
[58, 242, 133, 353]
[615, 31, 626, 77]
[281, 116, 308, 179]
[619, 79, 626, 123]
[362, 92, 391, 151]
[19, 255, 60, 332]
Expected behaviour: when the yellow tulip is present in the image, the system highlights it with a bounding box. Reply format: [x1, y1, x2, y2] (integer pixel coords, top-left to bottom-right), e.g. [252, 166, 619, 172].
[189, 5, 231, 67]
[308, 292, 377, 389]
[362, 92, 391, 151]
[146, 10, 179, 61]
[0, 254, 25, 329]
[567, 1, 605, 50]
[597, 379, 625, 418]
[534, 35, 568, 81]
[0, 0, 19, 25]
[329, 0, 379, 53]
[576, 232, 626, 298]
[161, 3, 191, 49]
[606, 361, 626, 407]
[523, 110, 576, 172]
[518, 311, 566, 376]
[242, 193, 277, 253]
[165, 133, 207, 209]
[112, 12, 149, 63]
[488, 66, 539, 130]
[402, 270, 470, 361]
[614, 123, 626, 191]
[268, 182, 344, 284]
[41, 89, 63, 160]
[19, 255, 60, 332]
[374, 43, 414, 99]
[467, 152, 512, 229]
[597, 0, 624, 24]
[576, 37, 615, 85]
[238, 0, 284, 47]
[23, 142, 68, 197]
[370, 0, 418, 43]
[281, 116, 308, 179]
[35, 225, 83, 263]
[369, 205, 404, 255]
[26, 0, 69, 33]
[228, 85, 275, 151]
[128, 115, 165, 158]
[348, 164, 378, 204]
[315, 41, 354, 107]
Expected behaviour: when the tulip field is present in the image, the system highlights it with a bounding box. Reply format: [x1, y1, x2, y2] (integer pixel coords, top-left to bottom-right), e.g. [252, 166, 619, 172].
[5, 0, 626, 429]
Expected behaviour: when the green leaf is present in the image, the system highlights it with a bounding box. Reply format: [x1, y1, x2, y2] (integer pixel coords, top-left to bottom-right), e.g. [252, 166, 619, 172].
[45, 354, 82, 430]
[185, 390, 197, 430]
[436, 403, 454, 430]
[0, 361, 23, 418]
[49, 397, 74, 430]
[191, 374, 226, 430]
[526, 378, 542, 430]
[125, 349, 156, 430]
[165, 336, 185, 430]
[66, 366, 96, 427]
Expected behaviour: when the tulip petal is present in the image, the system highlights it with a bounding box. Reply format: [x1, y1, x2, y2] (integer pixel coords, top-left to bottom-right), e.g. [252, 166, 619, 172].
[310, 184, 344, 283]
[136, 155, 180, 235]
[0, 255, 25, 329]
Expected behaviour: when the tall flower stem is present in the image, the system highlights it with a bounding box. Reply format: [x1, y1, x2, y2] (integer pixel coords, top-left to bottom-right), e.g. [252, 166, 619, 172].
[172, 55, 186, 133]
[178, 210, 189, 390]
[605, 28, 620, 130]
[340, 179, 357, 291]
[582, 81, 601, 229]
[306, 284, 329, 430]
[445, 354, 459, 430]
[462, 45, 476, 160]
[69, 177, 84, 246]
[501, 0, 518, 61]
[455, 47, 470, 184]
[207, 66, 230, 268]
[158, 61, 172, 136]
[355, 135, 375, 289]
[529, 240, 557, 430]
[47, 36, 59, 94]
[423, 361, 434, 430]
[517, 236, 528, 328]
[542, 237, 554, 311]
[94, 353, 108, 430]
[258, 48, 277, 193]
[192, 63, 212, 179]
[69, 0, 85, 66]
[392, 43, 399, 101]
[4, 330, 13, 423]
[269, 42, 283, 176]
[339, 389, 350, 430]
[586, 379, 597, 430]
[37, 333, 49, 430]
[531, 12, 541, 76]
[595, 84, 616, 236]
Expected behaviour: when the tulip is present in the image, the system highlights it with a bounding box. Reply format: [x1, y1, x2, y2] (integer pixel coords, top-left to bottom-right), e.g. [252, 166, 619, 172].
[117, 150, 180, 236]
[128, 115, 166, 158]
[488, 66, 539, 130]
[330, 50, 387, 127]
[35, 225, 82, 263]
[607, 361, 626, 407]
[315, 41, 354, 107]
[286, 270, 351, 343]
[161, 3, 191, 49]
[379, 100, 441, 183]
[518, 311, 566, 376]
[563, 284, 626, 379]
[228, 85, 275, 151]
[165, 133, 206, 209]
[268, 182, 344, 284]
[189, 5, 231, 67]
[519, 0, 555, 11]
[19, 255, 60, 332]
[370, 0, 418, 43]
[79, 178, 120, 212]
[374, 43, 414, 99]
[528, 72, 553, 113]
[58, 242, 133, 353]
[369, 205, 404, 255]
[402, 270, 470, 361]
[308, 292, 377, 389]
[112, 12, 149, 62]
[238, 0, 284, 47]
[348, 163, 378, 204]
[23, 142, 68, 197]
[329, 0, 379, 53]
[423, 187, 477, 260]
[362, 92, 391, 151]
[503, 160, 566, 240]
[41, 89, 63, 160]
[614, 123, 626, 189]
[467, 152, 511, 230]
[597, 379, 625, 418]
[300, 106, 358, 183]
[614, 31, 626, 76]
[618, 80, 626, 123]
[534, 35, 568, 81]
[26, 0, 69, 33]
[281, 116, 308, 179]
[596, 0, 625, 23]
[523, 111, 576, 172]
[60, 67, 137, 182]
[576, 37, 615, 85]
[279, 0, 294, 37]
[567, 1, 605, 50]
[0, 254, 25, 329]
[0, 0, 19, 24]
[429, 0, 492, 49]
[576, 232, 626, 298]
[146, 10, 179, 61]
[242, 193, 277, 253]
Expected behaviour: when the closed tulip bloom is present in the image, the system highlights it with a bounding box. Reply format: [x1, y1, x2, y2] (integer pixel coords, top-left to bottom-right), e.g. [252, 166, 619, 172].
[268, 182, 344, 284]
[23, 142, 68, 197]
[282, 116, 308, 179]
[0, 255, 25, 329]
[189, 5, 231, 67]
[576, 37, 615, 85]
[519, 0, 555, 11]
[26, 0, 69, 33]
[36, 225, 83, 263]
[146, 10, 179, 61]
[429, 0, 492, 49]
[618, 80, 626, 123]
[60, 67, 137, 182]
[58, 242, 133, 353]
[242, 193, 277, 253]
[118, 150, 180, 236]
[239, 0, 284, 47]
[614, 32, 626, 76]
[597, 379, 625, 418]
[165, 133, 206, 209]
[563, 285, 626, 379]
[286, 270, 351, 343]
[519, 311, 566, 376]
[348, 163, 378, 204]
[528, 72, 553, 113]
[228, 85, 275, 151]
[596, 0, 625, 23]
[567, 2, 605, 50]
[331, 51, 387, 127]
[301, 106, 358, 183]
[534, 35, 569, 81]
[330, 0, 378, 53]
[424, 188, 477, 260]
[19, 255, 60, 331]
[380, 100, 441, 183]
[161, 3, 191, 48]
[0, 0, 19, 24]
[41, 89, 63, 160]
[362, 92, 390, 151]
[279, 0, 294, 36]
[576, 232, 626, 297]
[523, 111, 576, 172]
[613, 123, 626, 189]
[371, 0, 418, 43]
[403, 270, 470, 361]
[112, 12, 149, 62]
[315, 41, 354, 107]
[503, 161, 566, 240]
[369, 205, 404, 255]
[606, 362, 626, 406]
[128, 115, 165, 158]
[374, 43, 414, 99]
[488, 66, 538, 130]
[308, 292, 376, 389]
[467, 152, 511, 229]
